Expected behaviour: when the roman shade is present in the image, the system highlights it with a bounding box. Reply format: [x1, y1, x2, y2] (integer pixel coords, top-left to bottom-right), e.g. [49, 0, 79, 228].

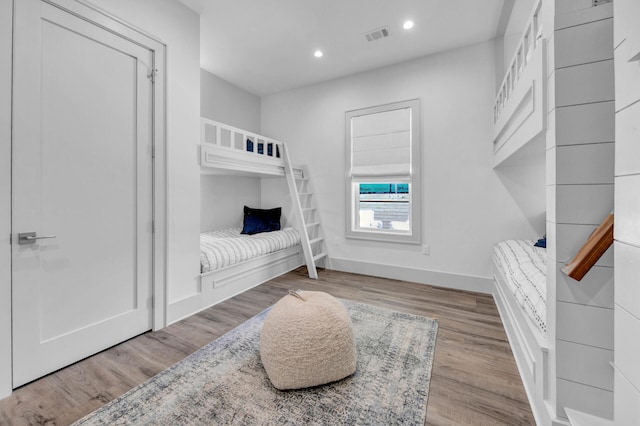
[351, 107, 411, 177]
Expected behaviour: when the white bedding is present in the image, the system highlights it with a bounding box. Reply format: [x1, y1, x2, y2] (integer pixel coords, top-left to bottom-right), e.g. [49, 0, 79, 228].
[200, 228, 300, 274]
[494, 240, 547, 333]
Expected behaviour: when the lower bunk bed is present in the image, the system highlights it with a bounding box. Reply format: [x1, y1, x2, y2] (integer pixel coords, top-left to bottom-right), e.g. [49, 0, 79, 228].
[199, 227, 304, 309]
[492, 240, 551, 425]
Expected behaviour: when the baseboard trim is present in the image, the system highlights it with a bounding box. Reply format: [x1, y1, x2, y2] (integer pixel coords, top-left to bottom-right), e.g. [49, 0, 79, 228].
[167, 292, 204, 325]
[329, 258, 493, 294]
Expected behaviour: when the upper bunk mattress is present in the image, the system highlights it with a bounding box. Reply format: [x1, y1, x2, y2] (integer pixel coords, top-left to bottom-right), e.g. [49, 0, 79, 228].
[494, 240, 547, 333]
[200, 227, 300, 274]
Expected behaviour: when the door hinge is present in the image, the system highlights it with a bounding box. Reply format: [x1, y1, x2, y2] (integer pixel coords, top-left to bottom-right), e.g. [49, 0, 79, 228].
[152, 221, 155, 234]
[147, 68, 158, 83]
[151, 143, 155, 159]
[9, 234, 11, 245]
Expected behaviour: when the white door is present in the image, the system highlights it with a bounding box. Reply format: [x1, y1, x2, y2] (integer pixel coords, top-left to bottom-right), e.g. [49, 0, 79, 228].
[12, 0, 154, 387]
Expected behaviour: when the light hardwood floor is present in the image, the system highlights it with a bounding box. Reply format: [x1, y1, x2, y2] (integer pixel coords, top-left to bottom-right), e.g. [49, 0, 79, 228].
[0, 268, 535, 425]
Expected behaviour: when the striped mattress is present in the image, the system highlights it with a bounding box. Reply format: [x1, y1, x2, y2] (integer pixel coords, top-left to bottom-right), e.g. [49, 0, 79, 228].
[200, 227, 300, 274]
[494, 240, 547, 333]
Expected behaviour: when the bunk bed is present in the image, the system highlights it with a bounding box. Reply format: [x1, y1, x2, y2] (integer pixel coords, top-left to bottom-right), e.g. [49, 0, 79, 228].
[198, 226, 304, 309]
[490, 1, 551, 423]
[195, 119, 325, 313]
[493, 0, 546, 167]
[200, 119, 303, 179]
[493, 239, 549, 426]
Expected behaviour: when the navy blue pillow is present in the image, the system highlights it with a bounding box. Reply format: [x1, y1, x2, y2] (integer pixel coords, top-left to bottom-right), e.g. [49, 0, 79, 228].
[241, 206, 281, 235]
[534, 235, 546, 248]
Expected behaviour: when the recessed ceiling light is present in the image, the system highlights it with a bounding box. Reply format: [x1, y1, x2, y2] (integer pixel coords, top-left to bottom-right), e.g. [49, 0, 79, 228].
[314, 50, 323, 58]
[403, 20, 414, 30]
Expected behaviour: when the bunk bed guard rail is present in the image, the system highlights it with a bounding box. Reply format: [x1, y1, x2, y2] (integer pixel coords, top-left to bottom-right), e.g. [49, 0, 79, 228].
[200, 118, 302, 178]
[492, 0, 546, 167]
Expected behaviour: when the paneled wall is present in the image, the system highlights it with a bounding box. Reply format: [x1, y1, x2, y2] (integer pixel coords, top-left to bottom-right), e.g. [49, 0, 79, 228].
[613, 0, 640, 423]
[546, 3, 615, 421]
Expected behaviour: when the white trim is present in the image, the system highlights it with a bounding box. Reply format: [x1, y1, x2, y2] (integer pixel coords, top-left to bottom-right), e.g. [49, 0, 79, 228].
[345, 99, 421, 245]
[0, 0, 13, 400]
[76, 0, 166, 44]
[166, 292, 203, 325]
[150, 33, 167, 331]
[329, 257, 493, 294]
[47, 0, 166, 47]
[167, 247, 304, 324]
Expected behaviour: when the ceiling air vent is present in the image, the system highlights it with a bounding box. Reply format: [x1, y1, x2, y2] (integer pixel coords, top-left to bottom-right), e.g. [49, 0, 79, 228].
[364, 26, 390, 42]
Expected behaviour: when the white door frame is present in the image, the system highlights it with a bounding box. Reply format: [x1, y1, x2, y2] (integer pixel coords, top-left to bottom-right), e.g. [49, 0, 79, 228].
[0, 0, 14, 400]
[1, 0, 167, 396]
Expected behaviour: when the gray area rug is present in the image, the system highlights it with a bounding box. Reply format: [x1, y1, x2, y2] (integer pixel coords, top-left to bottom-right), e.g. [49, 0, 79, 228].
[74, 301, 438, 425]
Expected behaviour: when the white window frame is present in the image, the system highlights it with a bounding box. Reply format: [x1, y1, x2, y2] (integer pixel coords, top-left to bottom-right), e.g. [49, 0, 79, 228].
[345, 99, 421, 244]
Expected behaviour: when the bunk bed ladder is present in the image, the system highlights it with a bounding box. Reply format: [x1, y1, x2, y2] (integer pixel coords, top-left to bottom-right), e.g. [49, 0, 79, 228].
[282, 143, 326, 279]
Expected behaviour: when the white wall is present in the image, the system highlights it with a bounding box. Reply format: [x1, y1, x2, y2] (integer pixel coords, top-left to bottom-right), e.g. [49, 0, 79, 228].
[0, 0, 13, 400]
[613, 0, 640, 422]
[86, 0, 201, 311]
[261, 41, 542, 292]
[199, 69, 262, 233]
[201, 69, 260, 133]
[200, 175, 261, 232]
[494, 162, 546, 234]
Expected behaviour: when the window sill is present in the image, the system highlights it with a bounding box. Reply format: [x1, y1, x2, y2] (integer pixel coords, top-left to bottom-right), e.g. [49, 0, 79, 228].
[346, 230, 421, 245]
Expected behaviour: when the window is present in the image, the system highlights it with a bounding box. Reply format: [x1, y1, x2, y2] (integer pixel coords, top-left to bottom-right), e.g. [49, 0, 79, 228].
[345, 99, 421, 244]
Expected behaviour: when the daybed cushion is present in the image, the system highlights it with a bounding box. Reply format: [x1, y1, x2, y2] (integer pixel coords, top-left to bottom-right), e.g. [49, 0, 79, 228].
[494, 240, 547, 333]
[241, 206, 281, 235]
[260, 290, 357, 390]
[200, 227, 300, 274]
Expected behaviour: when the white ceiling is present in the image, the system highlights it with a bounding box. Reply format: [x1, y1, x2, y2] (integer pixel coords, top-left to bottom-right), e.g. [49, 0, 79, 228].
[179, 0, 507, 97]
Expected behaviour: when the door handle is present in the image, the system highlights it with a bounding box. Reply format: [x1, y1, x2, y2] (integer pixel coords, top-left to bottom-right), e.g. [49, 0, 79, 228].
[18, 232, 57, 245]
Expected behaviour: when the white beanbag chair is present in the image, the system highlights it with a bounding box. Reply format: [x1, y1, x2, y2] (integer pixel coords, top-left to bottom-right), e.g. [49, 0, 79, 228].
[260, 290, 357, 390]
